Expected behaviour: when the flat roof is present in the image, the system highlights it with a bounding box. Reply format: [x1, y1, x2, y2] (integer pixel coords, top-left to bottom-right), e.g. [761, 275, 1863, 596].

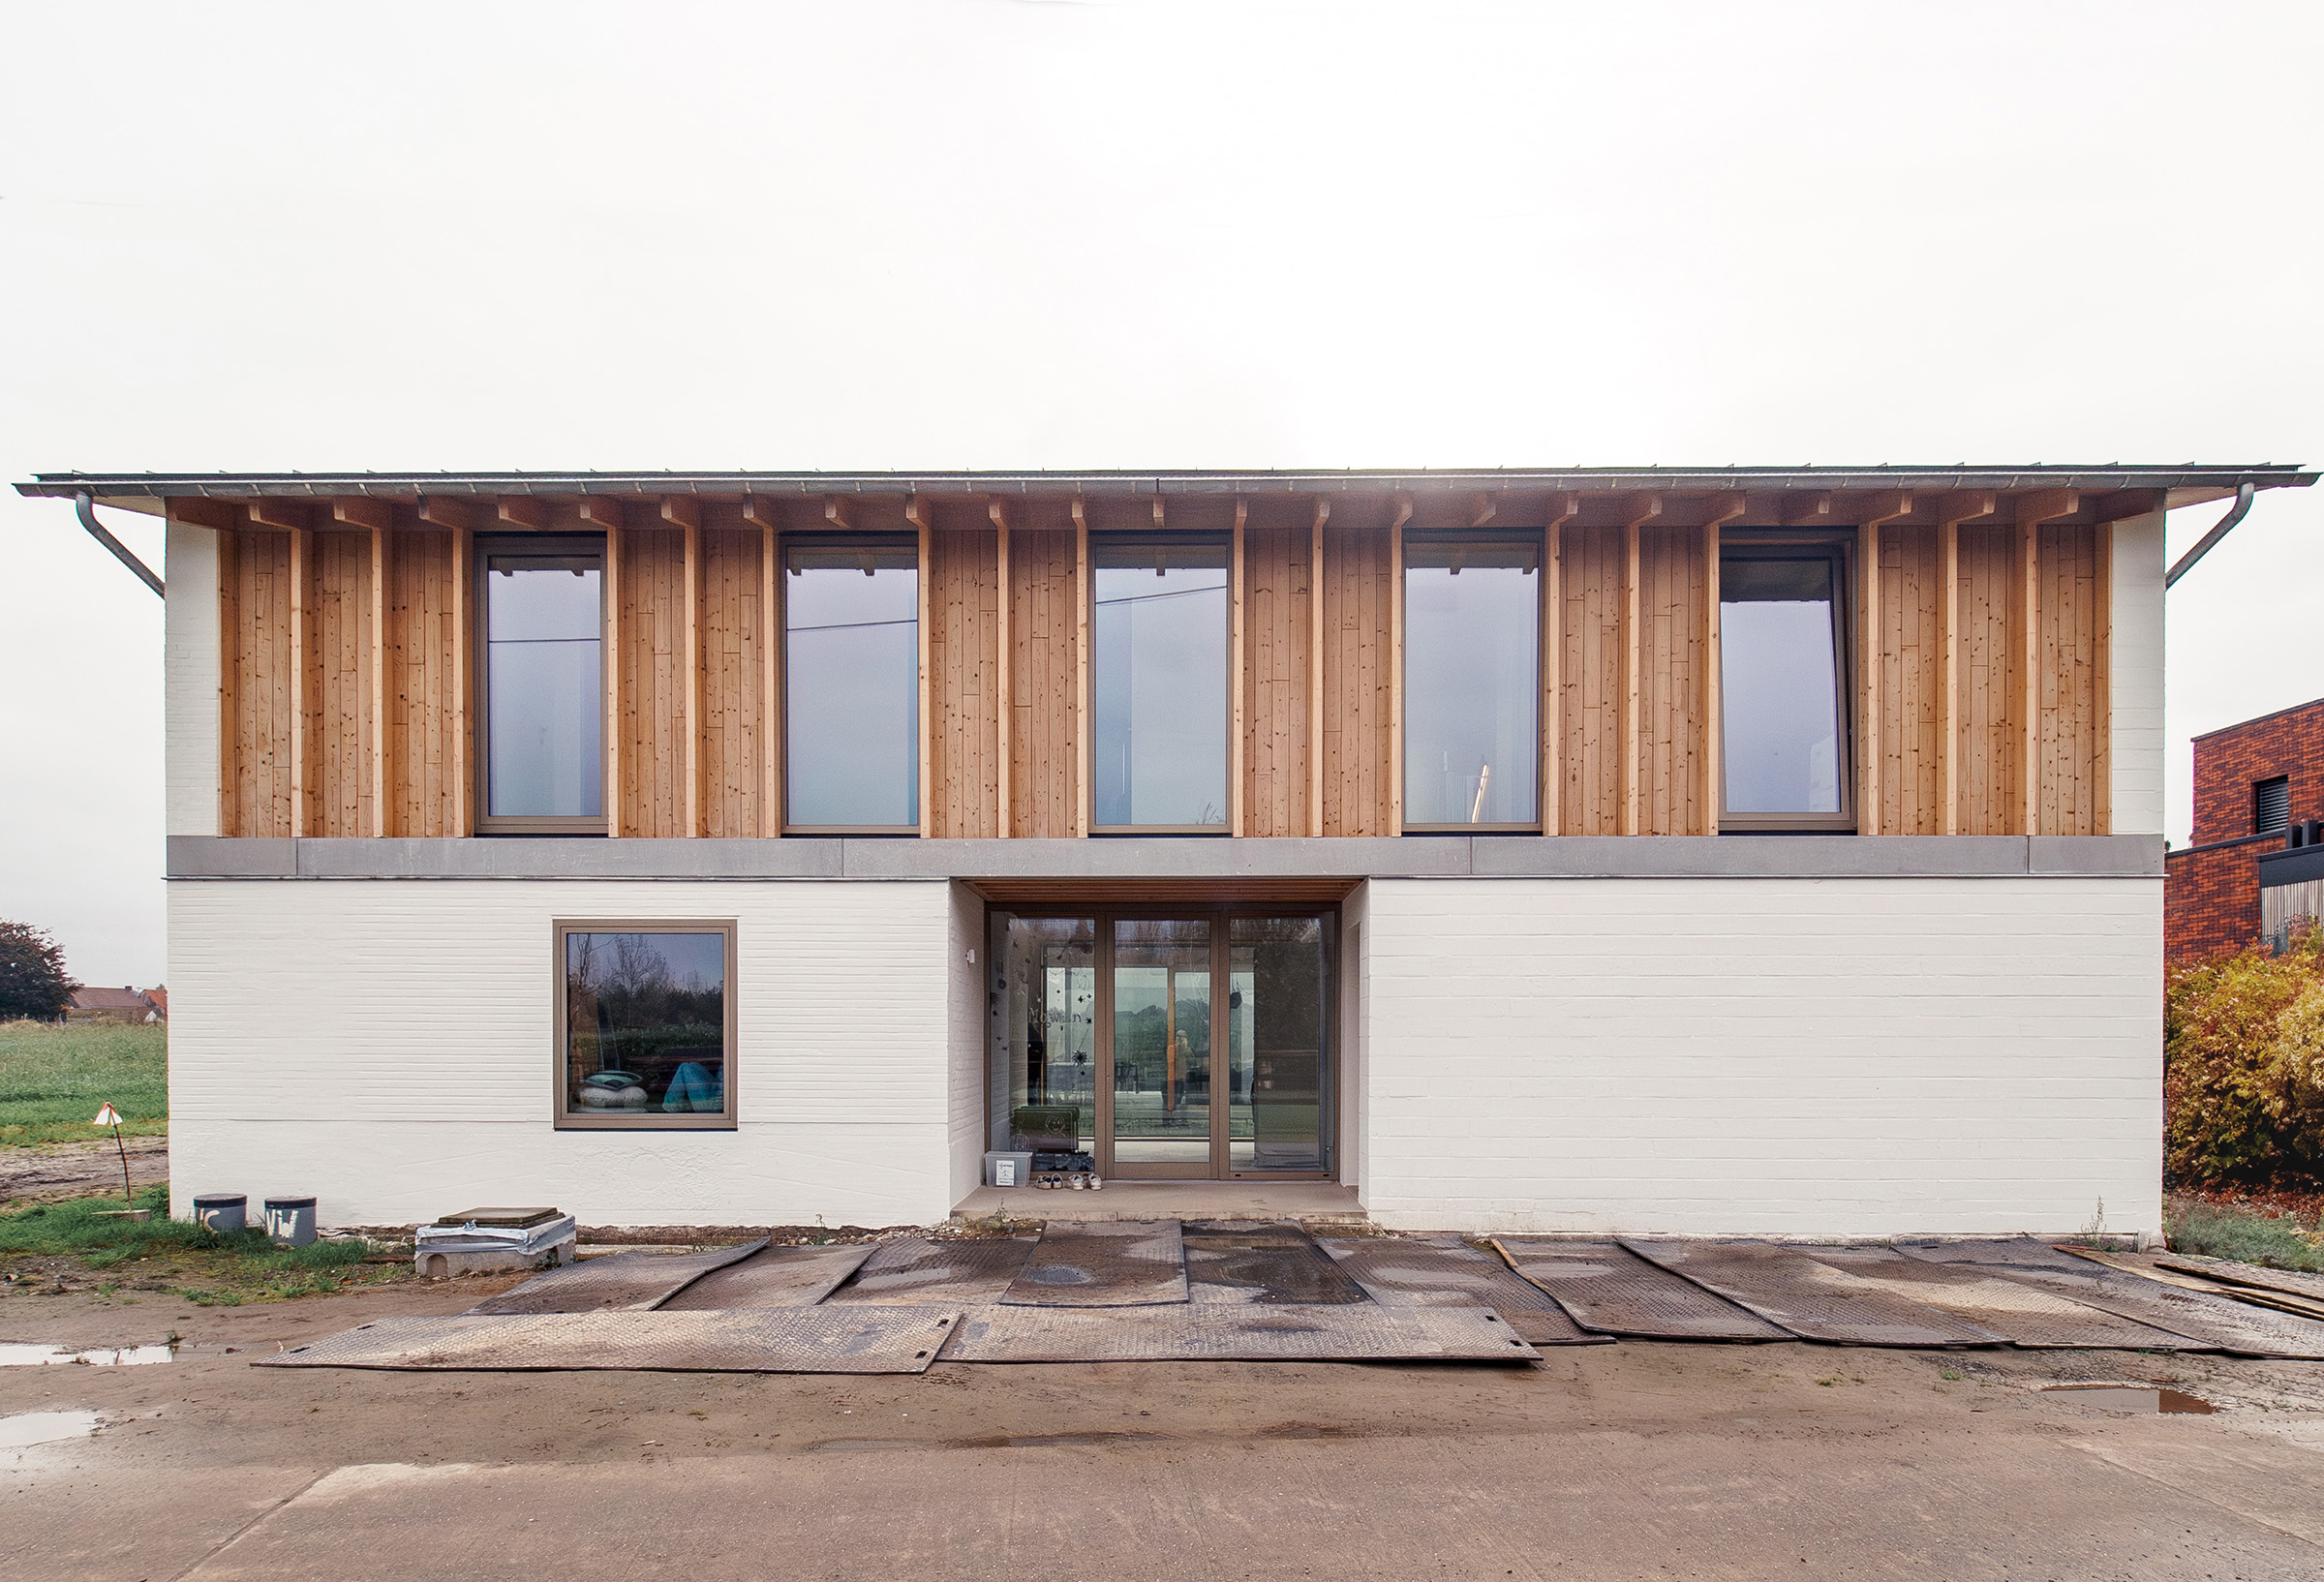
[15, 462, 2317, 514]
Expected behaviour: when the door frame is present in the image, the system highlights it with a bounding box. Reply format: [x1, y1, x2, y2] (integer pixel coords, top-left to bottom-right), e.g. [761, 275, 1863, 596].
[989, 901, 1338, 1182]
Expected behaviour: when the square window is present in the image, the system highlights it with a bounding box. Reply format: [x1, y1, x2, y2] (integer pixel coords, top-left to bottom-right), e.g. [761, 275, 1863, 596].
[555, 922, 736, 1130]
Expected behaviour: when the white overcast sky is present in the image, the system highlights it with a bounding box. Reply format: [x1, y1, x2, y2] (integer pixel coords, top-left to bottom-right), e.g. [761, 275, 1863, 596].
[2, 1, 2318, 989]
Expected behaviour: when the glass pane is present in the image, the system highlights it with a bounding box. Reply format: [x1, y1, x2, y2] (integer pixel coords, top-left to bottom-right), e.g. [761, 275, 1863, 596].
[1094, 543, 1229, 827]
[1228, 917, 1327, 1172]
[487, 562, 603, 817]
[785, 546, 919, 827]
[1404, 541, 1539, 824]
[564, 930, 727, 1116]
[1112, 919, 1211, 1164]
[1721, 557, 1843, 814]
[1000, 917, 1098, 1159]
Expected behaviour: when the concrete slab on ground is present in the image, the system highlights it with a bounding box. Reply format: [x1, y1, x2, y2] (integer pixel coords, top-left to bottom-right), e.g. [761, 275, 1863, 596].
[952, 1180, 1362, 1224]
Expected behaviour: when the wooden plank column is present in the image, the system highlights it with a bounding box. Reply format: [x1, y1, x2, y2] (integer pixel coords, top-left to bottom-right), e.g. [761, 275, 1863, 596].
[1542, 494, 1577, 837]
[419, 498, 474, 835]
[1620, 494, 1661, 837]
[1306, 499, 1327, 837]
[1073, 499, 1090, 837]
[573, 499, 627, 837]
[1701, 497, 1746, 834]
[744, 498, 782, 836]
[287, 524, 308, 837]
[1932, 492, 1992, 835]
[992, 500, 1014, 838]
[1387, 494, 1412, 835]
[916, 501, 933, 839]
[2014, 489, 2079, 837]
[331, 498, 397, 837]
[665, 497, 702, 837]
[1850, 493, 1914, 835]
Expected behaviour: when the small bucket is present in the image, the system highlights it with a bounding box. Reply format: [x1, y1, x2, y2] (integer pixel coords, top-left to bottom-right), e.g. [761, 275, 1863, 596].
[192, 1193, 247, 1234]
[263, 1196, 318, 1248]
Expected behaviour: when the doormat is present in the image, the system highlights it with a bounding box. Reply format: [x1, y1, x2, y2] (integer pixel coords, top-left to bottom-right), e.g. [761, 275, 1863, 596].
[657, 1244, 877, 1311]
[464, 1238, 769, 1316]
[1622, 1239, 2008, 1349]
[998, 1220, 1188, 1307]
[1796, 1245, 2208, 1351]
[940, 1302, 1540, 1363]
[823, 1236, 1038, 1305]
[1491, 1239, 1787, 1341]
[1183, 1223, 1366, 1305]
[1319, 1237, 1609, 1346]
[1904, 1239, 2324, 1360]
[257, 1307, 959, 1374]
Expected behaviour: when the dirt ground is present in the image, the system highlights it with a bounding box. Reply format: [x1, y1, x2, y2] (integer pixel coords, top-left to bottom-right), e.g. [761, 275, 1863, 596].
[0, 1138, 169, 1209]
[9, 1271, 2324, 1580]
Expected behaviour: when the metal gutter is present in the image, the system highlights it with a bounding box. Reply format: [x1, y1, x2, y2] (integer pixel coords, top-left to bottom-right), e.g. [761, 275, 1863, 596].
[15, 463, 2319, 506]
[2164, 481, 2256, 590]
[75, 492, 164, 597]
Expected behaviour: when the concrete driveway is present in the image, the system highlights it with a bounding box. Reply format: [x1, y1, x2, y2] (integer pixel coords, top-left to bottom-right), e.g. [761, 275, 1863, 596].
[9, 1277, 2324, 1580]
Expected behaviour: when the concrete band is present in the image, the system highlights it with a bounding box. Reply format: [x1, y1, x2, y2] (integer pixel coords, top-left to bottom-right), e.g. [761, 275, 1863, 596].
[167, 834, 2165, 882]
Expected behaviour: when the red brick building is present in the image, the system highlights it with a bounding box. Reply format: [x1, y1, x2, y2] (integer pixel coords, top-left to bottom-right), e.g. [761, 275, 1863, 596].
[2165, 697, 2324, 960]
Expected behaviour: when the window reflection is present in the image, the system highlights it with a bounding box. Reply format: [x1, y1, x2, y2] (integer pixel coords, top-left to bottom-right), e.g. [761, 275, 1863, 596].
[486, 555, 603, 819]
[785, 543, 920, 828]
[1404, 539, 1540, 825]
[1094, 541, 1229, 828]
[563, 928, 729, 1120]
[1228, 916, 1327, 1171]
[1720, 556, 1845, 816]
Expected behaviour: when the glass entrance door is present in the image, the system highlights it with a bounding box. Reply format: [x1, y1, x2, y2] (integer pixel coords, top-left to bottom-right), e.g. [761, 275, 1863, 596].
[994, 908, 1331, 1181]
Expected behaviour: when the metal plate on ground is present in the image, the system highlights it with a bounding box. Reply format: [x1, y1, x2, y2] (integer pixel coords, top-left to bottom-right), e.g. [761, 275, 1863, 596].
[1623, 1239, 2005, 1348]
[1319, 1237, 1609, 1346]
[941, 1302, 1541, 1363]
[1183, 1223, 1366, 1305]
[463, 1238, 768, 1316]
[999, 1220, 1188, 1307]
[824, 1236, 1037, 1305]
[2156, 1255, 2324, 1308]
[657, 1244, 876, 1311]
[1895, 1236, 2095, 1272]
[1798, 1245, 2204, 1350]
[1904, 1240, 2324, 1359]
[256, 1307, 958, 1373]
[1493, 1239, 1789, 1340]
[2064, 1248, 2324, 1323]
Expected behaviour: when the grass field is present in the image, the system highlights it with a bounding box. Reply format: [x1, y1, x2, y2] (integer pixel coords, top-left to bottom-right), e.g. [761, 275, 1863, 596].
[0, 1019, 168, 1146]
[0, 1183, 403, 1304]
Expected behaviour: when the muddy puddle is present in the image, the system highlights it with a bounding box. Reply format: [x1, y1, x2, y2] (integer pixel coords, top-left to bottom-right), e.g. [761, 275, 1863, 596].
[2040, 1384, 2215, 1414]
[0, 1409, 104, 1449]
[0, 1342, 177, 1367]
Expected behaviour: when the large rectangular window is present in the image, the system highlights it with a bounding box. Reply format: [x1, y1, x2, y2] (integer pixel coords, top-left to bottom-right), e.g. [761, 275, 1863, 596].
[1093, 538, 1230, 830]
[1403, 535, 1541, 828]
[480, 540, 605, 833]
[555, 922, 735, 1130]
[784, 539, 920, 831]
[1719, 549, 1851, 830]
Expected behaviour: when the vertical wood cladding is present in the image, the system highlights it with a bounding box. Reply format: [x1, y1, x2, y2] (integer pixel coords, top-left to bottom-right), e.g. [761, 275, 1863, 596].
[1321, 505, 1394, 837]
[1954, 524, 2022, 835]
[695, 524, 767, 838]
[616, 527, 687, 837]
[2036, 522, 2105, 837]
[929, 526, 1001, 838]
[1557, 527, 1625, 836]
[219, 529, 293, 837]
[387, 527, 460, 837]
[1876, 525, 1942, 836]
[1007, 521, 1080, 837]
[1635, 525, 1707, 836]
[1242, 514, 1314, 838]
[305, 532, 378, 837]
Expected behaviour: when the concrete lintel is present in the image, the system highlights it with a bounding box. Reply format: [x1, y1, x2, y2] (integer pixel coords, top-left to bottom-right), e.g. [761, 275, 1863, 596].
[167, 836, 295, 876]
[842, 837, 1471, 880]
[2028, 835, 2167, 878]
[1469, 836, 2035, 879]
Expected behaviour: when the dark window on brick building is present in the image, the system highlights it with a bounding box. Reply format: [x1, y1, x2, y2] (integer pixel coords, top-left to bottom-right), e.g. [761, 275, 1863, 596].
[2255, 776, 2291, 834]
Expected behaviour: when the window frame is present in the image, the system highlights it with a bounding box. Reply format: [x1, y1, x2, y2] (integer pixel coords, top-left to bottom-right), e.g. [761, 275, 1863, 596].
[779, 532, 924, 837]
[2255, 775, 2292, 835]
[551, 918, 739, 1132]
[474, 533, 609, 837]
[1399, 529, 1546, 834]
[1716, 535, 1857, 834]
[1087, 532, 1236, 837]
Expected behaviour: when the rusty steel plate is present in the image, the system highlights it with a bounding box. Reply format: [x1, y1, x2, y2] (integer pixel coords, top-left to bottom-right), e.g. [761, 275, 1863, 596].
[1623, 1239, 2005, 1348]
[1493, 1239, 1789, 1341]
[464, 1239, 769, 1316]
[256, 1307, 959, 1374]
[1798, 1245, 2204, 1351]
[1183, 1223, 1366, 1306]
[1319, 1237, 1609, 1346]
[999, 1220, 1188, 1307]
[657, 1244, 876, 1311]
[2064, 1248, 2324, 1323]
[824, 1237, 1038, 1305]
[940, 1302, 1541, 1363]
[2156, 1254, 2324, 1308]
[1903, 1241, 2324, 1360]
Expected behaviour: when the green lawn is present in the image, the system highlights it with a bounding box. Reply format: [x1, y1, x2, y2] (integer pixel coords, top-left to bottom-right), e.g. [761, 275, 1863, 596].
[0, 1020, 168, 1146]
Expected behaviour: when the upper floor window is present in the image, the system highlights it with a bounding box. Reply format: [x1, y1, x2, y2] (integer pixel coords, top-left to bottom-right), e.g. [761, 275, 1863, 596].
[1403, 535, 1541, 828]
[2255, 776, 2291, 834]
[784, 538, 920, 832]
[1719, 547, 1852, 831]
[479, 539, 604, 834]
[1093, 537, 1229, 831]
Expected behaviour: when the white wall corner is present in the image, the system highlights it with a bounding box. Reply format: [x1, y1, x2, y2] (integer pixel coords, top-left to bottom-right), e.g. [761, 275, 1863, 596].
[2110, 509, 2165, 836]
[166, 522, 222, 837]
[945, 881, 988, 1211]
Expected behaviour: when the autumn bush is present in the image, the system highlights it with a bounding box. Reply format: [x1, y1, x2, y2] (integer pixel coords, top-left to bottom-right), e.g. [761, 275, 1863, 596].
[2165, 925, 2324, 1188]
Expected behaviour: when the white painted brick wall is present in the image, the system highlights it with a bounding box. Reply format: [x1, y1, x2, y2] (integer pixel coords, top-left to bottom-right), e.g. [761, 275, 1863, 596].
[168, 878, 955, 1227]
[166, 524, 220, 837]
[1357, 876, 2163, 1236]
[945, 881, 988, 1205]
[2110, 509, 2166, 836]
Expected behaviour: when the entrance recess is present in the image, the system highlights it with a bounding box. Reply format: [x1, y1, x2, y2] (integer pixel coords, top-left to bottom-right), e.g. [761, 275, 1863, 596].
[994, 908, 1333, 1180]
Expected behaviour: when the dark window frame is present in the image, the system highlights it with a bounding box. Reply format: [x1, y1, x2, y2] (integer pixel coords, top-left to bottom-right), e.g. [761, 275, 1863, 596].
[1717, 535, 1856, 834]
[1088, 532, 1235, 837]
[780, 532, 923, 837]
[474, 533, 608, 837]
[1400, 529, 1546, 834]
[552, 918, 739, 1132]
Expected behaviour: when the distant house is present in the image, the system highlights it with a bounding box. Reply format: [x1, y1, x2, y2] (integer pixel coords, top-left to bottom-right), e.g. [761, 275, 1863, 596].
[2164, 697, 2324, 960]
[69, 987, 166, 1024]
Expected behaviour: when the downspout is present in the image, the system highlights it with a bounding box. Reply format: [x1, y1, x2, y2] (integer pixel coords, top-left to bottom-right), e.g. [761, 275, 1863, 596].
[2163, 481, 2255, 591]
[76, 492, 166, 598]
